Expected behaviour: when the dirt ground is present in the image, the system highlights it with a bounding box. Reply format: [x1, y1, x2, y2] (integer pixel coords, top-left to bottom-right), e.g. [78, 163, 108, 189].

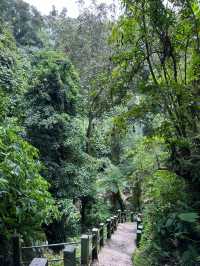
[92, 222, 137, 266]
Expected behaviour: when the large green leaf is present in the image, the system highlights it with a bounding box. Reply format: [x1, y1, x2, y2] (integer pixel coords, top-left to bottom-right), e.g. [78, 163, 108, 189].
[178, 212, 199, 223]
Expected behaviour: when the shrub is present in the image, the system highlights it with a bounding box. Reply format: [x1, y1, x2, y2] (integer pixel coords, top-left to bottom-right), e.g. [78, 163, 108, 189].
[0, 123, 58, 263]
[134, 170, 200, 266]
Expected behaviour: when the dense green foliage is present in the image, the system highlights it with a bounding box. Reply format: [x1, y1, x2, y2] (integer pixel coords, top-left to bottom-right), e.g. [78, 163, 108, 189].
[25, 51, 80, 197]
[110, 0, 200, 264]
[0, 0, 43, 46]
[0, 124, 58, 239]
[0, 2, 115, 260]
[1, 0, 200, 265]
[0, 20, 58, 264]
[24, 51, 83, 242]
[135, 170, 200, 265]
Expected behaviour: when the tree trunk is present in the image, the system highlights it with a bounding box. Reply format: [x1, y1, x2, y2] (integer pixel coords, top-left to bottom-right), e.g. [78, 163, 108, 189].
[86, 112, 94, 155]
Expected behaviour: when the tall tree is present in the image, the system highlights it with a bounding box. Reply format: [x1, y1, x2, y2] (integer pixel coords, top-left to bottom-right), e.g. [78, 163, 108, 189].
[0, 22, 57, 265]
[110, 0, 200, 264]
[0, 0, 44, 46]
[24, 51, 85, 242]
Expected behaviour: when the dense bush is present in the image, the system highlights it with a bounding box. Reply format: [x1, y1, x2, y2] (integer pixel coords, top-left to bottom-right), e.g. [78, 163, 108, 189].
[134, 170, 200, 266]
[0, 23, 18, 120]
[0, 19, 60, 264]
[83, 197, 111, 227]
[0, 123, 58, 263]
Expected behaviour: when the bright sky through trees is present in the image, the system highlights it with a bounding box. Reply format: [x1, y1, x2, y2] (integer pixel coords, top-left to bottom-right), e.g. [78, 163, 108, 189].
[24, 0, 117, 17]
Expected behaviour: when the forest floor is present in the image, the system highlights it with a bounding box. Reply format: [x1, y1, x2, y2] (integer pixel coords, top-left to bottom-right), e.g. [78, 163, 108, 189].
[92, 222, 137, 266]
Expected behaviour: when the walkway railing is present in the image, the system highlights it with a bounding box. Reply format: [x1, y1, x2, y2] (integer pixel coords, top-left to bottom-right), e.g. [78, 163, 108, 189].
[12, 210, 137, 266]
[136, 213, 143, 246]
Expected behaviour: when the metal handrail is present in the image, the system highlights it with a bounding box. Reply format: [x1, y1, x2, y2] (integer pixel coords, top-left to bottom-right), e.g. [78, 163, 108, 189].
[22, 241, 80, 249]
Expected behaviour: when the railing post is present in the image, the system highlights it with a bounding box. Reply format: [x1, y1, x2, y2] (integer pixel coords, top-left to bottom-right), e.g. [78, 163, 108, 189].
[136, 214, 143, 247]
[92, 228, 99, 261]
[99, 223, 104, 247]
[81, 234, 92, 266]
[110, 217, 114, 234]
[117, 209, 121, 223]
[131, 212, 134, 222]
[121, 211, 124, 223]
[106, 219, 111, 239]
[63, 245, 76, 266]
[113, 216, 117, 231]
[124, 210, 127, 222]
[136, 230, 142, 247]
[137, 215, 142, 229]
[12, 234, 22, 266]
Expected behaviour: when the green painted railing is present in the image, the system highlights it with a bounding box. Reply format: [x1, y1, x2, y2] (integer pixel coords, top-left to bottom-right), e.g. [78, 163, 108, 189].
[12, 210, 139, 266]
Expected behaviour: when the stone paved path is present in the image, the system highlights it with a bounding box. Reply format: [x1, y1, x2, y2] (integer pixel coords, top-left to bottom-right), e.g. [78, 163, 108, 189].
[92, 222, 137, 266]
